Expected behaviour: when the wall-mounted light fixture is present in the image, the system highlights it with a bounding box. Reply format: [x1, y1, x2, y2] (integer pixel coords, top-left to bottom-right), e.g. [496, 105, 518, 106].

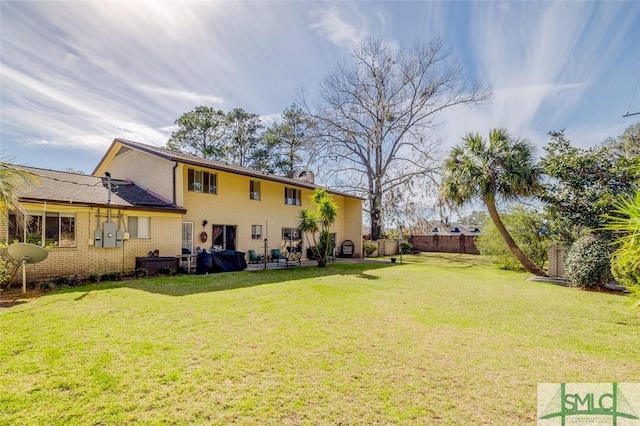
[202, 219, 208, 227]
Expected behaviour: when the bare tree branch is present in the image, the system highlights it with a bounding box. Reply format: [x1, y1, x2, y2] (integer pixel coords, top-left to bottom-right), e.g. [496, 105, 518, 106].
[303, 37, 491, 239]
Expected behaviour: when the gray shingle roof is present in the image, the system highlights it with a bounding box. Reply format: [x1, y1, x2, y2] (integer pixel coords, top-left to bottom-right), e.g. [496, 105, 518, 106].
[95, 138, 363, 200]
[11, 165, 185, 213]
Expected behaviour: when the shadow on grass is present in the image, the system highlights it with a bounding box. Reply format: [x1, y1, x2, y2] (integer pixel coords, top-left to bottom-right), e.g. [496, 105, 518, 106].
[0, 299, 28, 308]
[53, 262, 397, 298]
[357, 272, 381, 280]
[405, 252, 496, 269]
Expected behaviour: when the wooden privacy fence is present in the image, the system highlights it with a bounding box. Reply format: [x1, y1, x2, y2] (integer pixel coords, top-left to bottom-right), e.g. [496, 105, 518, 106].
[411, 235, 480, 255]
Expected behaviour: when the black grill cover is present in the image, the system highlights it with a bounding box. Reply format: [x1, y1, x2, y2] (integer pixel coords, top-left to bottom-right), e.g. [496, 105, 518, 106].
[340, 240, 355, 258]
[197, 251, 247, 273]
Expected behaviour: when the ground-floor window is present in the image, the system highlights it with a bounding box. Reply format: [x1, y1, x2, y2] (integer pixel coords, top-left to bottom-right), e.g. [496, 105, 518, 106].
[251, 225, 262, 240]
[128, 216, 150, 239]
[212, 224, 236, 250]
[8, 212, 76, 247]
[282, 227, 302, 253]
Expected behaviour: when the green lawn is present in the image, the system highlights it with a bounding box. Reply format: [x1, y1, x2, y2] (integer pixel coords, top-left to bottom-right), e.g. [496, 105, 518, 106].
[1, 254, 639, 425]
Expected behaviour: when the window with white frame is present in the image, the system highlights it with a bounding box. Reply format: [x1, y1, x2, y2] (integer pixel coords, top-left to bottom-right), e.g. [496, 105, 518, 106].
[251, 224, 262, 240]
[8, 212, 76, 247]
[128, 216, 150, 239]
[284, 187, 301, 206]
[188, 168, 217, 194]
[282, 227, 302, 253]
[250, 180, 261, 200]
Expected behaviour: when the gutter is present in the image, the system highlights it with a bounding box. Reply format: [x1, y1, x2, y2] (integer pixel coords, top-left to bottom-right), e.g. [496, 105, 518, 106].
[18, 197, 186, 215]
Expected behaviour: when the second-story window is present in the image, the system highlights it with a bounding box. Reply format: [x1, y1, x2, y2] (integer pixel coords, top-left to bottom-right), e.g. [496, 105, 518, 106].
[284, 187, 301, 206]
[188, 169, 217, 194]
[250, 180, 261, 200]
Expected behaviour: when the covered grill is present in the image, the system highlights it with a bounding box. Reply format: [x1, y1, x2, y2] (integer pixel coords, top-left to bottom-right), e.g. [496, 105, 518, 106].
[340, 240, 355, 258]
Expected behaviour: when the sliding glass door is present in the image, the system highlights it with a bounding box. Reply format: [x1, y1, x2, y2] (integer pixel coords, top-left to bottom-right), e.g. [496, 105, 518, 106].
[212, 224, 236, 251]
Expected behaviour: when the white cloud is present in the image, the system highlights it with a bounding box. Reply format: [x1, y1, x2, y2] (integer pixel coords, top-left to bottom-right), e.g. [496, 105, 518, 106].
[1, 1, 638, 174]
[310, 6, 369, 49]
[430, 1, 636, 156]
[259, 113, 282, 128]
[135, 84, 224, 106]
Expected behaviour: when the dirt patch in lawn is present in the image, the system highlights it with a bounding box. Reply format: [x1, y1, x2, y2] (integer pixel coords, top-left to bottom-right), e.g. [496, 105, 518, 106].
[0, 288, 42, 309]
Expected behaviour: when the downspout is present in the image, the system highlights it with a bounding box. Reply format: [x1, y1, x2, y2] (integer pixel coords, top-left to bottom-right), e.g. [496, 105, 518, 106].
[105, 172, 112, 222]
[172, 161, 178, 205]
[43, 202, 47, 246]
[120, 209, 124, 273]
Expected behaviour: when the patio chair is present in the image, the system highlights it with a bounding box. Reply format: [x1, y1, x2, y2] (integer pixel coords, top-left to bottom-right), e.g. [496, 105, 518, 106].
[285, 252, 302, 267]
[247, 249, 264, 264]
[270, 249, 288, 265]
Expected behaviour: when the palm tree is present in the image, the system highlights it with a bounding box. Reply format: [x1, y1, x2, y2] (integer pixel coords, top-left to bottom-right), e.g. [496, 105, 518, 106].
[440, 128, 547, 276]
[0, 161, 35, 288]
[602, 191, 640, 308]
[0, 161, 34, 229]
[297, 209, 320, 255]
[297, 189, 338, 267]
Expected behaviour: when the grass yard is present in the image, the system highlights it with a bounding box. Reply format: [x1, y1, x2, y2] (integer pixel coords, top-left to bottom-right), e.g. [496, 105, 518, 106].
[1, 253, 639, 425]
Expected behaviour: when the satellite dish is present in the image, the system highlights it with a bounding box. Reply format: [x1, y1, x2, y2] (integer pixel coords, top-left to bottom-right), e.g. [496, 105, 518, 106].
[7, 243, 49, 264]
[7, 243, 48, 294]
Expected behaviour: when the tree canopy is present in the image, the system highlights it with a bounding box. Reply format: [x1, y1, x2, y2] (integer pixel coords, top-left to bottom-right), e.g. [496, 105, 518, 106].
[306, 37, 490, 240]
[167, 105, 315, 176]
[604, 121, 640, 158]
[167, 106, 228, 160]
[475, 206, 548, 270]
[262, 104, 316, 179]
[540, 129, 640, 243]
[225, 108, 263, 168]
[440, 128, 546, 276]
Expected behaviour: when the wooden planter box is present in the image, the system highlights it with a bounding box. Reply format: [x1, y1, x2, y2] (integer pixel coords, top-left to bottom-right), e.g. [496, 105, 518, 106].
[135, 256, 179, 275]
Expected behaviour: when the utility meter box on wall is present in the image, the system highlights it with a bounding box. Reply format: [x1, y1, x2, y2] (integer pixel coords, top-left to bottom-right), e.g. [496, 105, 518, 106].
[94, 222, 123, 248]
[103, 222, 117, 248]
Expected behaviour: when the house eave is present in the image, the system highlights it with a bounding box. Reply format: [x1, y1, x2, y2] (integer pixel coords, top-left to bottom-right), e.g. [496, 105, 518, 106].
[18, 197, 187, 215]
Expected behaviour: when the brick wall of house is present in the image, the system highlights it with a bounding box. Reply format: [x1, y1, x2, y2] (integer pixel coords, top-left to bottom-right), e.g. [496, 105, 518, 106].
[1, 205, 182, 282]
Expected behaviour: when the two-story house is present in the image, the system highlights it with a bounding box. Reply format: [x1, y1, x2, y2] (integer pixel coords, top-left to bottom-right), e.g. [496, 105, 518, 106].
[2, 138, 363, 281]
[94, 139, 363, 261]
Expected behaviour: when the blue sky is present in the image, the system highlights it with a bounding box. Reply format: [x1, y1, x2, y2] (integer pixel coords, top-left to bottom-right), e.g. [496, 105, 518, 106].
[1, 1, 639, 175]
